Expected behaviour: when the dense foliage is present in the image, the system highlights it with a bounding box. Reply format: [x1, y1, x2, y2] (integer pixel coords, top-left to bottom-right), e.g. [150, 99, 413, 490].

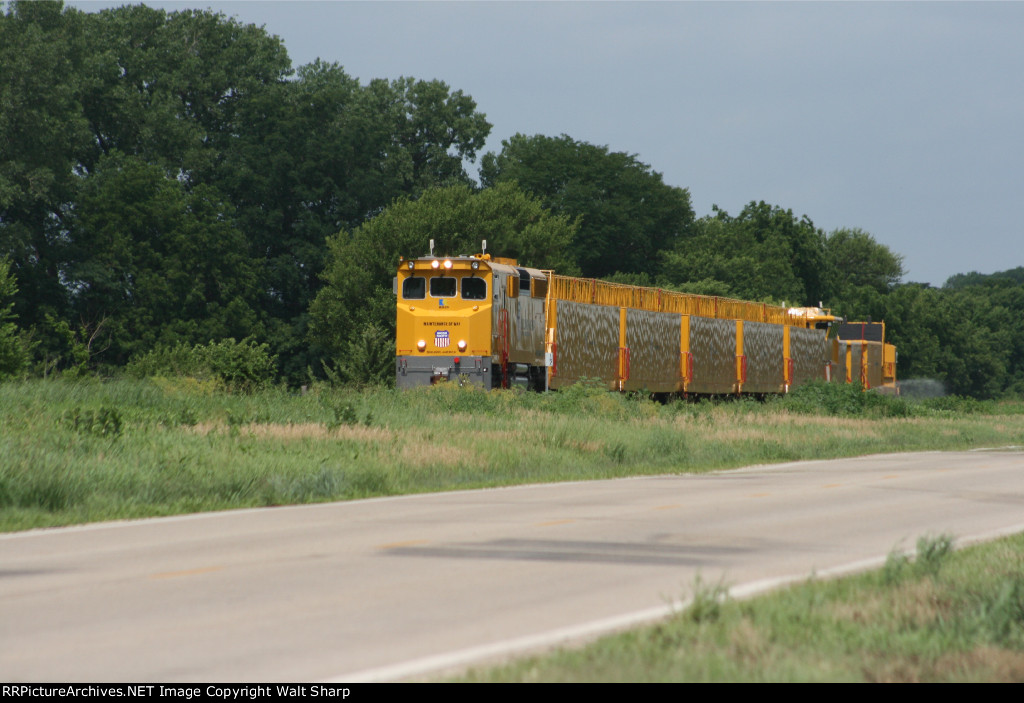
[2, 2, 1021, 397]
[0, 258, 27, 378]
[480, 133, 695, 278]
[1, 1, 491, 382]
[125, 338, 277, 392]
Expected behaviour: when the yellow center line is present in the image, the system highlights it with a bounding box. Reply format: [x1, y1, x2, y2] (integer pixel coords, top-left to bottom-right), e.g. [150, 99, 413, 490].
[653, 504, 681, 511]
[883, 475, 899, 480]
[822, 483, 842, 488]
[150, 566, 223, 580]
[748, 492, 771, 498]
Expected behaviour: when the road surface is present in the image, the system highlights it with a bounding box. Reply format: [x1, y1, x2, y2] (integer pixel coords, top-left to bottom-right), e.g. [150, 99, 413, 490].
[2, 449, 1023, 682]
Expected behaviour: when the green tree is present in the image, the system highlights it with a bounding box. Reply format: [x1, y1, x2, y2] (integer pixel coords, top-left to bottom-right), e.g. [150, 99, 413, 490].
[81, 3, 293, 181]
[873, 282, 1014, 398]
[824, 227, 904, 299]
[66, 153, 260, 364]
[214, 65, 492, 380]
[0, 1, 92, 333]
[210, 61, 369, 379]
[0, 258, 27, 379]
[309, 182, 578, 372]
[1, 2, 289, 369]
[2, 2, 499, 380]
[480, 133, 694, 278]
[945, 266, 1024, 290]
[365, 76, 492, 195]
[660, 202, 830, 305]
[938, 269, 1024, 396]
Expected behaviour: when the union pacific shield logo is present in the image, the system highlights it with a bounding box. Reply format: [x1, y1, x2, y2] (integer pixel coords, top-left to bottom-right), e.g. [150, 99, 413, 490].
[434, 330, 450, 348]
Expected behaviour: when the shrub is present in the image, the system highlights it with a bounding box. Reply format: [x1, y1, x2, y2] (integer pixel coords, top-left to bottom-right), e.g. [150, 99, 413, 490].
[775, 380, 911, 418]
[918, 395, 988, 415]
[60, 406, 124, 438]
[126, 338, 277, 392]
[0, 258, 27, 380]
[915, 533, 954, 577]
[320, 322, 394, 388]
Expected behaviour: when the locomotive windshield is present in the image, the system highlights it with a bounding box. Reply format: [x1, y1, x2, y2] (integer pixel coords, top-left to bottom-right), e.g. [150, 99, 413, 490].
[429, 277, 457, 297]
[402, 274, 488, 300]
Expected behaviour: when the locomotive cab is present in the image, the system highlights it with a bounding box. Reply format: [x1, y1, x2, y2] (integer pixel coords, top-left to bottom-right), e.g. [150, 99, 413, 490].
[395, 254, 494, 388]
[395, 248, 549, 390]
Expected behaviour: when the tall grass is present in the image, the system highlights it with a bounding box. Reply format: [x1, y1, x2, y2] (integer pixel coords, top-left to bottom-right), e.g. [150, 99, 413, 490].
[2, 378, 1023, 531]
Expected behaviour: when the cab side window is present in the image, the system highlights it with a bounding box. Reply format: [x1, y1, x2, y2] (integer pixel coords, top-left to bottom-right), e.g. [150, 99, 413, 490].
[461, 277, 487, 300]
[516, 268, 531, 297]
[402, 277, 425, 300]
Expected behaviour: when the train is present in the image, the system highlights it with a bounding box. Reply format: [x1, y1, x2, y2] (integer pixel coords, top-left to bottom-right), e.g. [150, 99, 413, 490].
[394, 243, 897, 396]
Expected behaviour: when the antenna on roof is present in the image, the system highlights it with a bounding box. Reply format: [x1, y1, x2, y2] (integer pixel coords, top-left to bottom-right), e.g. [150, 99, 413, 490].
[481, 239, 487, 255]
[429, 239, 435, 257]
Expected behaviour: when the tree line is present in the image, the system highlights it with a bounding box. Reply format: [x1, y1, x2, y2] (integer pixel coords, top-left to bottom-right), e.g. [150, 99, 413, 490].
[2, 2, 1021, 398]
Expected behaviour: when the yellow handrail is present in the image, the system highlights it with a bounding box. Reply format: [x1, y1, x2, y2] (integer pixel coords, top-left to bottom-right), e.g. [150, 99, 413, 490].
[548, 275, 798, 325]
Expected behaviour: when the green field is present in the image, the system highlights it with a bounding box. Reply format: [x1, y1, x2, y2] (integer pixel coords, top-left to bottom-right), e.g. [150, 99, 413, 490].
[1, 377, 1023, 532]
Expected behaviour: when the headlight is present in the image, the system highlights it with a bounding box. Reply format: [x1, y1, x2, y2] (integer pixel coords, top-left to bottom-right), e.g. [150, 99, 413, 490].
[457, 340, 467, 351]
[407, 261, 414, 270]
[417, 340, 426, 351]
[431, 260, 440, 269]
[443, 259, 452, 270]
[471, 260, 480, 270]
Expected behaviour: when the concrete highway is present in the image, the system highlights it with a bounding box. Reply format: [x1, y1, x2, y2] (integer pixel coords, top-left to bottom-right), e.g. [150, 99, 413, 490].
[2, 449, 1023, 682]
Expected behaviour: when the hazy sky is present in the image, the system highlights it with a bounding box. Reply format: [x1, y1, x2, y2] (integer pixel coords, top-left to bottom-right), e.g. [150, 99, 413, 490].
[69, 1, 1024, 286]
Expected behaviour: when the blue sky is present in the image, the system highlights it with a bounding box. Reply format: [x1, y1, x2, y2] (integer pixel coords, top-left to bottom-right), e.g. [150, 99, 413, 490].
[69, 1, 1024, 287]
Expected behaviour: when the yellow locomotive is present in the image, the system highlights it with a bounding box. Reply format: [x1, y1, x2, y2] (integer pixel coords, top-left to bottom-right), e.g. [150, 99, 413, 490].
[395, 243, 896, 394]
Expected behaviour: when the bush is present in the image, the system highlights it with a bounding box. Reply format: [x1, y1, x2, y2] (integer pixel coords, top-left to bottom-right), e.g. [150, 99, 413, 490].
[60, 406, 124, 438]
[0, 258, 27, 380]
[775, 380, 911, 417]
[321, 322, 394, 388]
[915, 533, 954, 577]
[917, 395, 989, 415]
[126, 338, 277, 392]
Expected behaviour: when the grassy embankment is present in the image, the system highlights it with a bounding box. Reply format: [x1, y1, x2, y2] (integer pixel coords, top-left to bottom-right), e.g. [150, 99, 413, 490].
[1, 377, 1023, 532]
[458, 532, 1024, 682]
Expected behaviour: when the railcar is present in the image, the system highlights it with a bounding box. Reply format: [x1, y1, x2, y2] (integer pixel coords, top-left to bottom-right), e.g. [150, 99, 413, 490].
[394, 244, 896, 395]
